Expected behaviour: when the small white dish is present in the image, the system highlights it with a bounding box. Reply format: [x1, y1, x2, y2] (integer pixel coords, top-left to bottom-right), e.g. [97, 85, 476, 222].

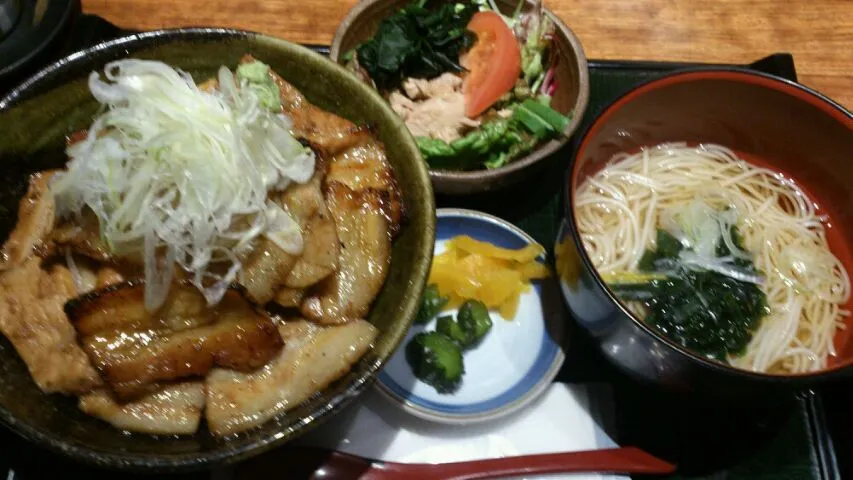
[375, 208, 567, 424]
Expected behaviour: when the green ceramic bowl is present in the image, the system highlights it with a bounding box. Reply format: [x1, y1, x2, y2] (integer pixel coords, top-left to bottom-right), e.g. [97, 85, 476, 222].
[0, 28, 435, 472]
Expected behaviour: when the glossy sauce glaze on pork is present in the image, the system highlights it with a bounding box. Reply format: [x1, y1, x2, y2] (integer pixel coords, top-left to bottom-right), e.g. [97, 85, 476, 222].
[0, 57, 400, 436]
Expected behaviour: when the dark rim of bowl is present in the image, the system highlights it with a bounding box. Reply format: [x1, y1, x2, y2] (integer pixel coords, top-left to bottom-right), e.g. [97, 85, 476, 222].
[0, 27, 433, 471]
[563, 66, 853, 383]
[2, 27, 253, 108]
[329, 3, 590, 184]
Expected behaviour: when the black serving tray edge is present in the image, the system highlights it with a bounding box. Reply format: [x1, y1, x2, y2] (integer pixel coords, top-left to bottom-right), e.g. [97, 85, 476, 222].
[0, 13, 843, 480]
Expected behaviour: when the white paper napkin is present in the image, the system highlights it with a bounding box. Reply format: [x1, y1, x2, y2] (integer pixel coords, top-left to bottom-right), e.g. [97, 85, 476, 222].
[298, 382, 628, 480]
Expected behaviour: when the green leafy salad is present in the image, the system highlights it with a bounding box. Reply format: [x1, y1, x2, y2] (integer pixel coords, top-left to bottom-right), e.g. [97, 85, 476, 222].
[345, 0, 570, 171]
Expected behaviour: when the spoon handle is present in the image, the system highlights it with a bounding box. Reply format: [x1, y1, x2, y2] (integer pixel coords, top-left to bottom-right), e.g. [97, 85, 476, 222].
[367, 446, 676, 480]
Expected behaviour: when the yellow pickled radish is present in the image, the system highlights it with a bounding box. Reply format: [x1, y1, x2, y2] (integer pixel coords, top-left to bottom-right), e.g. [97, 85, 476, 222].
[499, 282, 529, 319]
[430, 235, 551, 320]
[449, 235, 544, 262]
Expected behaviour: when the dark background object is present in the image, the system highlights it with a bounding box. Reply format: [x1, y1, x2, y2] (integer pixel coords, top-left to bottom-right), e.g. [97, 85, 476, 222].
[0, 0, 23, 40]
[0, 14, 849, 480]
[0, 0, 80, 91]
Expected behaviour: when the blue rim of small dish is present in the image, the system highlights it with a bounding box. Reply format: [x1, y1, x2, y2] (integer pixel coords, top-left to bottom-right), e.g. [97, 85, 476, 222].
[375, 208, 566, 424]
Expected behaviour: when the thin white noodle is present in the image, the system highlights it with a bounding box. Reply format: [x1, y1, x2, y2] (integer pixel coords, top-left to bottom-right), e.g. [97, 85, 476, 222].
[575, 143, 850, 374]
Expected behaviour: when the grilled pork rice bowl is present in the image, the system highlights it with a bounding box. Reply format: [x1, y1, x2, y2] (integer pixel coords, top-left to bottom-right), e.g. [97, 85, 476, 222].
[0, 28, 434, 471]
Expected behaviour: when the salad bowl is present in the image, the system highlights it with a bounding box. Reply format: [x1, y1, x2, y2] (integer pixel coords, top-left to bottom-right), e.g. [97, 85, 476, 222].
[331, 0, 590, 194]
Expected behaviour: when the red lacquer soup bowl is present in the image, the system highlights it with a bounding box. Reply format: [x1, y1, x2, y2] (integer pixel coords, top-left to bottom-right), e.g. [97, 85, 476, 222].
[555, 68, 853, 396]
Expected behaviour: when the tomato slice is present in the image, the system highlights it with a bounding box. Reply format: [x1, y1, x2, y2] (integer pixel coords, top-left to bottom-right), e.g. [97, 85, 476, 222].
[462, 11, 522, 118]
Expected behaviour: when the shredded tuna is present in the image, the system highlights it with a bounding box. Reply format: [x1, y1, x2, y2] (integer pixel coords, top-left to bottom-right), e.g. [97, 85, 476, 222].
[389, 73, 480, 143]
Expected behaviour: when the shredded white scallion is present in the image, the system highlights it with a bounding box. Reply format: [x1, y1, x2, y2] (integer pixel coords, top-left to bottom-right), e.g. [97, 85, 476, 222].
[51, 59, 315, 311]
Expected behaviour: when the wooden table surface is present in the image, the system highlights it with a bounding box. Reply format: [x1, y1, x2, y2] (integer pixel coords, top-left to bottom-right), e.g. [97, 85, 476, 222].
[82, 0, 853, 109]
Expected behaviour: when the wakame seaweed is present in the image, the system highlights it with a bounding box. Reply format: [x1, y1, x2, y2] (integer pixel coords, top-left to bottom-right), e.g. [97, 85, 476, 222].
[612, 229, 769, 361]
[355, 0, 477, 92]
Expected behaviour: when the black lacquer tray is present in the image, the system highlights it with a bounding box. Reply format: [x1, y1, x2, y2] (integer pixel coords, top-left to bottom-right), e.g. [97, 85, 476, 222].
[0, 12, 850, 480]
